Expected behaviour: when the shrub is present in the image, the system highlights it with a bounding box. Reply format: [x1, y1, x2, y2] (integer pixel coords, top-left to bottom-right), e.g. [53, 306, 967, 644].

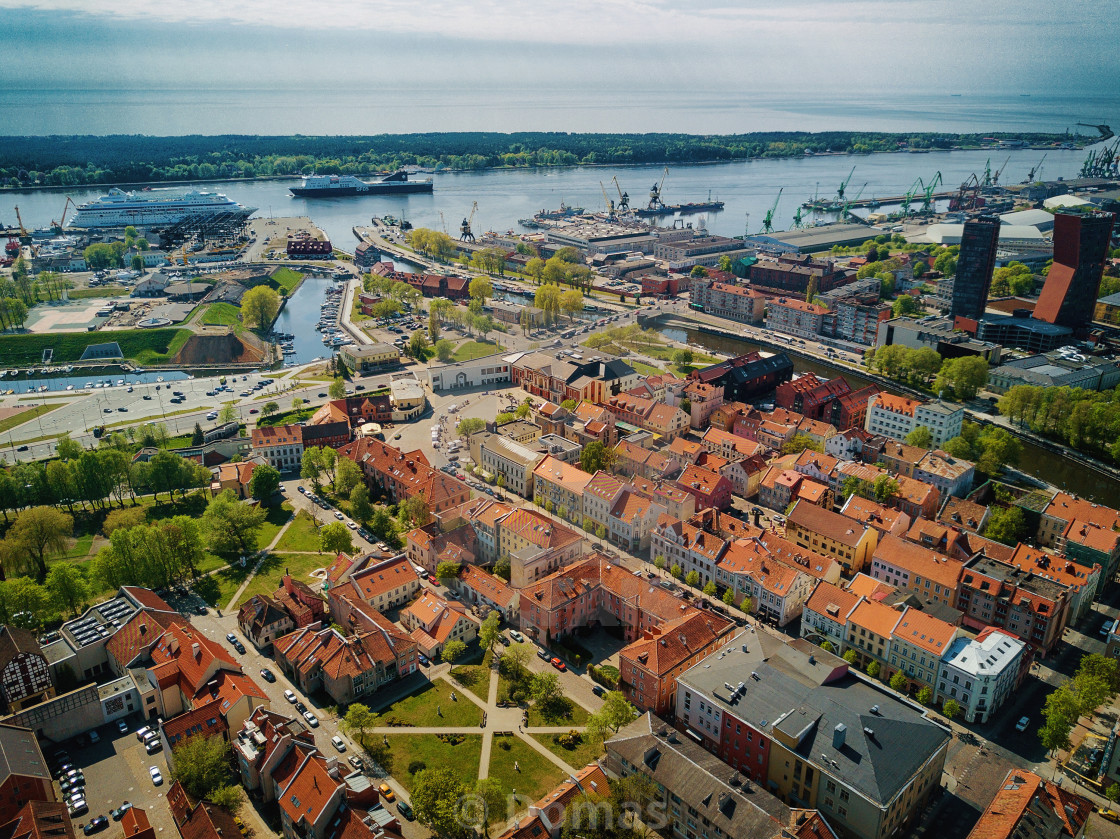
[408, 760, 426, 775]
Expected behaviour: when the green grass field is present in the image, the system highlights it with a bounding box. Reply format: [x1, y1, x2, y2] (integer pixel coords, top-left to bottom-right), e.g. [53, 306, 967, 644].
[273, 510, 323, 552]
[453, 339, 503, 361]
[381, 735, 482, 793]
[231, 550, 327, 607]
[269, 267, 304, 295]
[449, 651, 493, 702]
[527, 696, 590, 727]
[0, 329, 193, 366]
[200, 302, 243, 327]
[628, 360, 664, 377]
[375, 679, 483, 728]
[486, 734, 566, 808]
[531, 731, 604, 771]
[0, 403, 64, 434]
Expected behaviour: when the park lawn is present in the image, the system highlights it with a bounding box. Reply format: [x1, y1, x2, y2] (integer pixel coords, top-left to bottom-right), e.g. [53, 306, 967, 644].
[628, 360, 664, 377]
[257, 407, 315, 427]
[274, 511, 323, 552]
[269, 267, 304, 295]
[486, 735, 566, 810]
[0, 403, 65, 434]
[233, 551, 328, 607]
[449, 651, 493, 702]
[0, 328, 192, 366]
[200, 302, 243, 327]
[350, 293, 371, 322]
[381, 734, 482, 793]
[452, 340, 502, 362]
[256, 502, 295, 548]
[56, 533, 96, 561]
[374, 679, 483, 728]
[531, 732, 604, 771]
[527, 696, 590, 727]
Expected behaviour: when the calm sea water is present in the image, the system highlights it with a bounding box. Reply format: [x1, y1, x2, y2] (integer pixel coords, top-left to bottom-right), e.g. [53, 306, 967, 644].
[0, 89, 1117, 136]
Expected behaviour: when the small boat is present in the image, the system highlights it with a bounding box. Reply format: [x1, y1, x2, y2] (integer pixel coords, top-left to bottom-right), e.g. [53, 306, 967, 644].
[64, 365, 73, 373]
[156, 376, 164, 382]
[84, 382, 93, 388]
[116, 379, 124, 386]
[66, 384, 74, 391]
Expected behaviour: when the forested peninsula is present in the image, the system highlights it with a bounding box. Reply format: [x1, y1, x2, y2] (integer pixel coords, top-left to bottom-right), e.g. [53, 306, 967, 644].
[0, 130, 1087, 189]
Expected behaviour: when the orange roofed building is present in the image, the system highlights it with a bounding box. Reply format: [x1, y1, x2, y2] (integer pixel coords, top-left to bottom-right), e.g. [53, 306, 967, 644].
[399, 591, 480, 658]
[518, 553, 734, 713]
[337, 437, 469, 517]
[965, 769, 1091, 839]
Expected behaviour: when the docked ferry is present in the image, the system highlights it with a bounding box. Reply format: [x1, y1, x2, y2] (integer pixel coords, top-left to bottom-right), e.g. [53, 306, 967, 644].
[69, 188, 256, 228]
[289, 171, 434, 197]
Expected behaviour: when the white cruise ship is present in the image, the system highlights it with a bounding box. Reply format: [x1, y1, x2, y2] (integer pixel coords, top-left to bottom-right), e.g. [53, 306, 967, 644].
[69, 188, 256, 228]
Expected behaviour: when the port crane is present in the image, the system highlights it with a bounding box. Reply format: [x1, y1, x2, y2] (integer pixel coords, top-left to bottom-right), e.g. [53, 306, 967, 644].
[647, 167, 668, 210]
[900, 178, 923, 216]
[13, 206, 31, 246]
[611, 176, 630, 212]
[599, 181, 615, 218]
[460, 202, 478, 242]
[792, 206, 805, 229]
[990, 155, 1011, 187]
[761, 189, 783, 234]
[840, 183, 868, 220]
[950, 173, 982, 211]
[919, 172, 942, 213]
[836, 166, 856, 202]
[50, 196, 76, 234]
[1024, 154, 1047, 184]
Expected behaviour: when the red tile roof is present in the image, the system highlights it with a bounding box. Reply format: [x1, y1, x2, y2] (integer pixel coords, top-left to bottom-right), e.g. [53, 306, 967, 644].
[967, 769, 1092, 839]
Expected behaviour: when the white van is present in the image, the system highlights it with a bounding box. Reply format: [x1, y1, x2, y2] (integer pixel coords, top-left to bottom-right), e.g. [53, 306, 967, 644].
[331, 735, 346, 752]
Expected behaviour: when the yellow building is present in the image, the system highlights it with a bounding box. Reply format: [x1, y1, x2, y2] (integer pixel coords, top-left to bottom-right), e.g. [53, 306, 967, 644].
[785, 499, 878, 575]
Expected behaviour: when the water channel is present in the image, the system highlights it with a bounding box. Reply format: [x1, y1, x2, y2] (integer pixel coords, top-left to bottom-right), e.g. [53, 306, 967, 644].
[660, 325, 1120, 503]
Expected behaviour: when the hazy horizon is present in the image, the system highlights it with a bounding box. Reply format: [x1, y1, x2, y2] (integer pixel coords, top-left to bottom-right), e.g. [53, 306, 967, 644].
[1, 1, 1118, 135]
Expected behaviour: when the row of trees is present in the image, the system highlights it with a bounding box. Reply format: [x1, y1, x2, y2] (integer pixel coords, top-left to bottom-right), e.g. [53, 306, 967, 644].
[865, 346, 990, 400]
[406, 229, 457, 262]
[998, 383, 1120, 465]
[533, 283, 585, 325]
[5, 131, 1077, 188]
[525, 252, 594, 293]
[1039, 653, 1118, 753]
[0, 564, 90, 628]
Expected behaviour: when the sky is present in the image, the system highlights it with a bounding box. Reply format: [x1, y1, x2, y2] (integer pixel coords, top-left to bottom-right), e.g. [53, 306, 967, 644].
[2, 0, 1118, 95]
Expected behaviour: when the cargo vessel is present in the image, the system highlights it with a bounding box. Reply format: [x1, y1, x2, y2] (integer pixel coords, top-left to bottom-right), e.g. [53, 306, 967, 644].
[290, 171, 434, 197]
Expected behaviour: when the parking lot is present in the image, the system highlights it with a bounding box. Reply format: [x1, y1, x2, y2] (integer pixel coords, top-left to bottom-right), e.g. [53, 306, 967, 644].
[49, 721, 174, 838]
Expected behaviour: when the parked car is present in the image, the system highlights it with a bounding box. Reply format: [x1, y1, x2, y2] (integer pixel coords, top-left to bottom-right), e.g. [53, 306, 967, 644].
[509, 630, 524, 643]
[117, 720, 128, 733]
[225, 633, 238, 643]
[550, 657, 566, 671]
[149, 767, 163, 786]
[82, 816, 109, 835]
[232, 641, 246, 654]
[284, 690, 297, 703]
[348, 755, 364, 771]
[110, 803, 133, 822]
[418, 653, 430, 666]
[395, 801, 414, 821]
[295, 701, 307, 713]
[378, 783, 395, 802]
[145, 740, 162, 755]
[69, 800, 89, 818]
[498, 635, 511, 646]
[1015, 716, 1030, 732]
[331, 736, 346, 752]
[592, 685, 606, 697]
[536, 647, 550, 660]
[303, 712, 319, 728]
[260, 668, 276, 682]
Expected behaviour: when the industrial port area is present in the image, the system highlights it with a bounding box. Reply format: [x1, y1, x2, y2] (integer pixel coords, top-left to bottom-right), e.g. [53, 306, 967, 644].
[3, 121, 1120, 839]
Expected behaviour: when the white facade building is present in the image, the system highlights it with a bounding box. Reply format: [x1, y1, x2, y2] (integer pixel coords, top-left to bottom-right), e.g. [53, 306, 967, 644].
[936, 629, 1025, 724]
[865, 393, 964, 447]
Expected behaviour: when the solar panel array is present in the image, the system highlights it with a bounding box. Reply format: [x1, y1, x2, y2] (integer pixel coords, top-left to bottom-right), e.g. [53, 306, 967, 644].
[65, 597, 137, 647]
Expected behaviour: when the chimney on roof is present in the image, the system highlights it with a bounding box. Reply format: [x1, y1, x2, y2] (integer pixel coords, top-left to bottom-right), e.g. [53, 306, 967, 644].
[833, 723, 846, 749]
[192, 642, 201, 659]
